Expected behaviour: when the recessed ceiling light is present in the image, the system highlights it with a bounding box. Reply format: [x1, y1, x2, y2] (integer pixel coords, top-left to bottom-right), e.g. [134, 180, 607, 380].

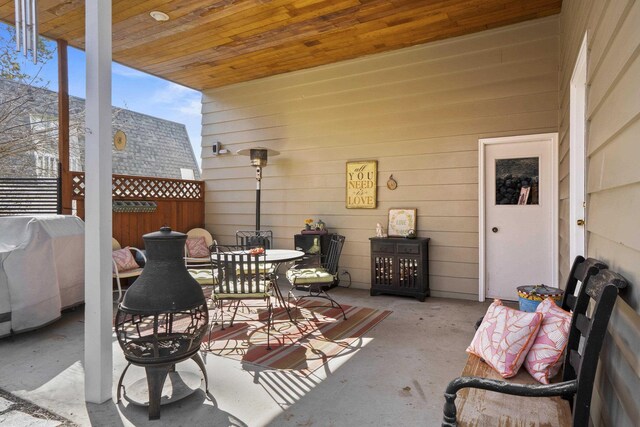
[150, 11, 170, 22]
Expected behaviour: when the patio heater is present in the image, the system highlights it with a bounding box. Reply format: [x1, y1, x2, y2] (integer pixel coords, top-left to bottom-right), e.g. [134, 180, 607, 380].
[115, 227, 209, 420]
[237, 147, 280, 230]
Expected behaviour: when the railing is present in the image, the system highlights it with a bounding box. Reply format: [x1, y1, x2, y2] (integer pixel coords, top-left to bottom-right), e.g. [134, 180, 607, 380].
[70, 172, 205, 249]
[0, 177, 60, 216]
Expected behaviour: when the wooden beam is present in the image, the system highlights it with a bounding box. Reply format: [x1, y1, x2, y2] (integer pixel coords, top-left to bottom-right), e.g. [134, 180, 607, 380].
[57, 39, 71, 215]
[84, 0, 113, 404]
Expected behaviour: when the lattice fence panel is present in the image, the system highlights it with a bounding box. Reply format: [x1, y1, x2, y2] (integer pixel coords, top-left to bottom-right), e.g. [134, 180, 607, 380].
[70, 173, 203, 200]
[71, 172, 85, 198]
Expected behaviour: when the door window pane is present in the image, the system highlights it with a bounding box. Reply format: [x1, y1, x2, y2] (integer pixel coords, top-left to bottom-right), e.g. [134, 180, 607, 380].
[495, 157, 539, 205]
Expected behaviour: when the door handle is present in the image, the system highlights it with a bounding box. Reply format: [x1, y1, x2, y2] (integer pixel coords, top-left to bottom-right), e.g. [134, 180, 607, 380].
[492, 227, 499, 233]
[576, 219, 585, 226]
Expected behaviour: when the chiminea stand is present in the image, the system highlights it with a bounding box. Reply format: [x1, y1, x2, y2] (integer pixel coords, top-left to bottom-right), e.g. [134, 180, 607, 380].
[116, 351, 208, 420]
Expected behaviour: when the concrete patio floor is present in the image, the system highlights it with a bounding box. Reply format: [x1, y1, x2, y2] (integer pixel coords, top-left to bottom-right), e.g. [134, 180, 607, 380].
[0, 285, 489, 426]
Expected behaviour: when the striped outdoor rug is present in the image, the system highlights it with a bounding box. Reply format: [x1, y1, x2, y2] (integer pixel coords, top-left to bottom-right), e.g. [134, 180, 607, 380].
[201, 300, 392, 376]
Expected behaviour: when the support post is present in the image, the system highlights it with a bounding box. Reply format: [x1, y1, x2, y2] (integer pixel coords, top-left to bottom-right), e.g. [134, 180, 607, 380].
[84, 0, 113, 404]
[255, 166, 262, 230]
[57, 39, 71, 214]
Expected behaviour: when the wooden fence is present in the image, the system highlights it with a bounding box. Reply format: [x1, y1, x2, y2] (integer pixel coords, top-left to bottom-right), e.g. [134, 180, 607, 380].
[70, 172, 205, 249]
[0, 177, 60, 216]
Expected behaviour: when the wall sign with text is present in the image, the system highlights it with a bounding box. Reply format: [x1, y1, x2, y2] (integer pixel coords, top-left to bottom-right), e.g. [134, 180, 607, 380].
[346, 160, 377, 209]
[388, 208, 417, 237]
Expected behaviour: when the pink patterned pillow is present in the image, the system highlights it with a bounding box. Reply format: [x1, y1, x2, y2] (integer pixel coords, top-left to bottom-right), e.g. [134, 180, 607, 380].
[186, 236, 209, 258]
[112, 247, 139, 272]
[524, 298, 572, 384]
[467, 300, 543, 378]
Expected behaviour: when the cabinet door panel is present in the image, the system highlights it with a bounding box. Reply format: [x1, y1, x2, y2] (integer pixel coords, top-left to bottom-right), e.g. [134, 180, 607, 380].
[372, 242, 396, 254]
[398, 257, 421, 289]
[372, 256, 394, 286]
[398, 244, 420, 255]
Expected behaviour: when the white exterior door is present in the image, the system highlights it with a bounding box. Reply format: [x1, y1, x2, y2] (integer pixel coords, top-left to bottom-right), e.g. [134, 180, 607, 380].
[480, 134, 558, 301]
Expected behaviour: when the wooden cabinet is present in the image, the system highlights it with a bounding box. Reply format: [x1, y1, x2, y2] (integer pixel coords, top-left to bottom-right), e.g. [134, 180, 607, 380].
[369, 237, 430, 301]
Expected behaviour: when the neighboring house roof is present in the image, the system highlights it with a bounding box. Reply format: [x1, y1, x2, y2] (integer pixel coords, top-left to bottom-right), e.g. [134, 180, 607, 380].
[111, 108, 201, 180]
[0, 79, 200, 180]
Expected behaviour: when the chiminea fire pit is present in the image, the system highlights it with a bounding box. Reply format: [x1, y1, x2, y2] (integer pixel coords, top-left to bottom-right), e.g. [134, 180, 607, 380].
[115, 227, 209, 420]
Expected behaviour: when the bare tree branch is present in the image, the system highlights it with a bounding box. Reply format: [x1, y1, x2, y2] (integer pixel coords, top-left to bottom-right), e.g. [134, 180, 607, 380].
[0, 27, 59, 168]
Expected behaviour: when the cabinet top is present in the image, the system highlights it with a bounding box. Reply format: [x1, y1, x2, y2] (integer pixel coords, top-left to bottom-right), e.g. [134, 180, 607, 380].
[369, 237, 429, 242]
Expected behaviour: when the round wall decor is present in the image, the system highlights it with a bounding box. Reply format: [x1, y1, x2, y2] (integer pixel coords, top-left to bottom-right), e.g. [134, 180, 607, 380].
[387, 174, 398, 190]
[114, 130, 127, 151]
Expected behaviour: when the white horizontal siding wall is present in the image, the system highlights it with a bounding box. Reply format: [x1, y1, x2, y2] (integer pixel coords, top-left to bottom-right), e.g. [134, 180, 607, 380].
[559, 1, 640, 425]
[201, 16, 559, 299]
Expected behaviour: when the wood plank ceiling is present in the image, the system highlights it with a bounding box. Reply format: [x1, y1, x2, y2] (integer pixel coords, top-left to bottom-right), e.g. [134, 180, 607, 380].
[0, 0, 562, 90]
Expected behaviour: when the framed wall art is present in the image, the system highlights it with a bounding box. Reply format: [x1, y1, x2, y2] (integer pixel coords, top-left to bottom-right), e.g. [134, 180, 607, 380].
[346, 160, 377, 209]
[387, 208, 417, 237]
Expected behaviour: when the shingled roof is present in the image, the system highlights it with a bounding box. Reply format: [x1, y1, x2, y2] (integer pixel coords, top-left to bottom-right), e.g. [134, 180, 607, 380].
[110, 108, 200, 180]
[0, 79, 200, 180]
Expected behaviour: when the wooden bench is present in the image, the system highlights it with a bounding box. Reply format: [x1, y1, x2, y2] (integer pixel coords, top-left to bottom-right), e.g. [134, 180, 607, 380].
[442, 258, 628, 427]
[450, 353, 573, 426]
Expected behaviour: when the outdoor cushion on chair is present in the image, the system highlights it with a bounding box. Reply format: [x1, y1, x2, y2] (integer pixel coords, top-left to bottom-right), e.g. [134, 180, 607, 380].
[112, 247, 140, 272]
[188, 269, 218, 286]
[467, 300, 543, 378]
[286, 267, 334, 285]
[112, 238, 146, 302]
[287, 234, 347, 320]
[184, 228, 216, 268]
[186, 236, 210, 258]
[524, 297, 572, 384]
[236, 262, 274, 275]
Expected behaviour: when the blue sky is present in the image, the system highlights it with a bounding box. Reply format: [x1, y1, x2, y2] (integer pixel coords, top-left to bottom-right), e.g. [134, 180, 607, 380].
[1, 23, 203, 167]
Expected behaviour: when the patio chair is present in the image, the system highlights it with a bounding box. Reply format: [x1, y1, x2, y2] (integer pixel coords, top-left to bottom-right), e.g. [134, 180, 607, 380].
[236, 230, 275, 275]
[236, 230, 273, 249]
[286, 234, 347, 320]
[112, 238, 146, 302]
[210, 244, 274, 350]
[184, 227, 217, 268]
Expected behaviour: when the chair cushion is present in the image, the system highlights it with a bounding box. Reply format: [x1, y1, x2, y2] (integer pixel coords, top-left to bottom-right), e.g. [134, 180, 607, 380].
[188, 269, 218, 286]
[237, 263, 274, 274]
[186, 236, 210, 258]
[112, 247, 139, 272]
[286, 267, 335, 284]
[467, 299, 543, 378]
[524, 297, 572, 384]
